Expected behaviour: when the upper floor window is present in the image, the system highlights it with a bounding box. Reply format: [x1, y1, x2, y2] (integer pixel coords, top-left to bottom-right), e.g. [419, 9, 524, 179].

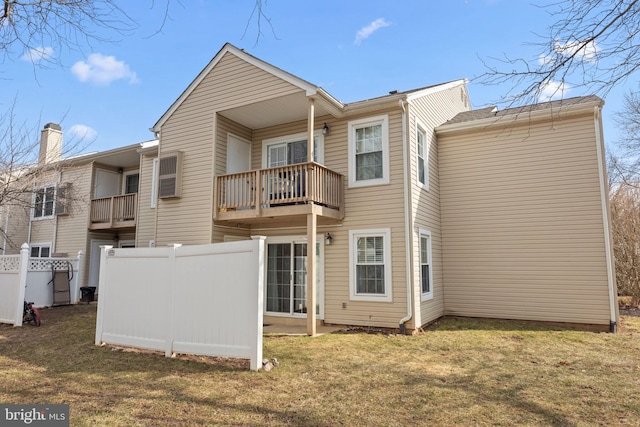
[33, 186, 55, 219]
[416, 123, 429, 190]
[124, 172, 139, 194]
[348, 115, 389, 188]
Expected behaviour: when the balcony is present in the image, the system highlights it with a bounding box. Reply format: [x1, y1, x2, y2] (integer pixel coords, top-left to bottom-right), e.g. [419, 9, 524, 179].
[214, 162, 344, 223]
[89, 193, 137, 230]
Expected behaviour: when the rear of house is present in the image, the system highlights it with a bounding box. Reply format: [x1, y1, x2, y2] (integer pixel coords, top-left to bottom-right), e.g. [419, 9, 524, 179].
[135, 43, 617, 333]
[1, 45, 617, 332]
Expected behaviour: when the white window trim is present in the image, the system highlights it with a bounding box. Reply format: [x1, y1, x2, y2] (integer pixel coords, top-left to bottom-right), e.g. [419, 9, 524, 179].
[30, 242, 52, 258]
[150, 158, 159, 208]
[118, 240, 136, 248]
[419, 228, 433, 301]
[416, 120, 429, 191]
[264, 235, 325, 319]
[31, 184, 57, 220]
[261, 131, 324, 168]
[349, 228, 392, 302]
[122, 170, 140, 194]
[348, 114, 390, 188]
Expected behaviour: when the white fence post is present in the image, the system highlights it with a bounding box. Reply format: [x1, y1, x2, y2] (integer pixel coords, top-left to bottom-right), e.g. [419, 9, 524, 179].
[251, 236, 266, 371]
[14, 243, 29, 327]
[72, 250, 84, 304]
[94, 245, 112, 345]
[165, 243, 182, 358]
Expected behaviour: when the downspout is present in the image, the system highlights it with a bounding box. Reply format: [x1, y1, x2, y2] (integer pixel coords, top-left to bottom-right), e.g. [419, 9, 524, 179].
[593, 105, 619, 332]
[398, 99, 413, 334]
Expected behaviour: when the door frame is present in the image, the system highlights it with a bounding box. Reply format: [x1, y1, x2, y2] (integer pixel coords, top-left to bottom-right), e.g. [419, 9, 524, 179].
[89, 239, 115, 291]
[226, 133, 252, 173]
[264, 235, 325, 320]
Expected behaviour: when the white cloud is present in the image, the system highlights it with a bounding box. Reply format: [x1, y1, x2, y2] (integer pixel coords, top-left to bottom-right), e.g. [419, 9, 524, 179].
[538, 54, 554, 66]
[354, 18, 391, 45]
[68, 124, 98, 142]
[71, 53, 139, 85]
[554, 39, 599, 62]
[538, 80, 571, 102]
[21, 47, 54, 63]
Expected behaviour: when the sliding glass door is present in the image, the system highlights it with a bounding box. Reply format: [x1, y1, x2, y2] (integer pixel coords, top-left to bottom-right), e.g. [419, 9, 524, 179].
[266, 239, 322, 317]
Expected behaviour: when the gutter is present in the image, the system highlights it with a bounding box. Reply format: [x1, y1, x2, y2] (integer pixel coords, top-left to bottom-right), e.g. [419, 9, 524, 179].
[398, 99, 413, 334]
[593, 105, 619, 332]
[436, 99, 604, 136]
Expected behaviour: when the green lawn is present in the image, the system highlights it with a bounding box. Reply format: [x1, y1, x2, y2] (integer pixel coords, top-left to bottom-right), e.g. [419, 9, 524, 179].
[1, 304, 639, 426]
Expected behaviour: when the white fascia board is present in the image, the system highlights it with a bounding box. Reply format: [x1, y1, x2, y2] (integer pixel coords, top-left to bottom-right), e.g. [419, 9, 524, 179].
[405, 79, 469, 102]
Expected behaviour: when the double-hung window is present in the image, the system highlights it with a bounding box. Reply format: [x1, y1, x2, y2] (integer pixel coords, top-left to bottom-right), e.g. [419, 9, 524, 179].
[419, 229, 433, 301]
[416, 123, 429, 190]
[348, 115, 389, 187]
[349, 229, 392, 302]
[33, 186, 55, 219]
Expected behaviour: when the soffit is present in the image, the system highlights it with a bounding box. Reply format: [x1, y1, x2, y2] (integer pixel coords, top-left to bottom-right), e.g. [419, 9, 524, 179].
[219, 92, 336, 129]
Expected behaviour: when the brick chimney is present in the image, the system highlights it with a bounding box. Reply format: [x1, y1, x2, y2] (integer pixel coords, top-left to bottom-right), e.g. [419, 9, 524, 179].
[38, 123, 62, 165]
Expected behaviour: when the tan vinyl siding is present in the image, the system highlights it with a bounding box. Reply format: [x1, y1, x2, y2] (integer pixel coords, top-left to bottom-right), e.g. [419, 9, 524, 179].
[136, 154, 157, 248]
[323, 109, 408, 328]
[438, 112, 611, 326]
[54, 164, 91, 254]
[156, 112, 213, 246]
[2, 194, 31, 254]
[407, 84, 471, 329]
[156, 53, 305, 246]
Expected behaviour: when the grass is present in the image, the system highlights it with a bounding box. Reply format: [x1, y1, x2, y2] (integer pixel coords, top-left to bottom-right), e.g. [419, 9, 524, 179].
[1, 305, 640, 426]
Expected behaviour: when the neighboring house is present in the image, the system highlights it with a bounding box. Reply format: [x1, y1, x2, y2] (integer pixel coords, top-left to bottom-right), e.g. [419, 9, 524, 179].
[0, 122, 156, 292]
[138, 43, 618, 333]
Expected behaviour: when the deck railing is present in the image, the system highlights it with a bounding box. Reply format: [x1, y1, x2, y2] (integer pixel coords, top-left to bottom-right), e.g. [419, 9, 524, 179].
[216, 162, 343, 214]
[89, 193, 137, 229]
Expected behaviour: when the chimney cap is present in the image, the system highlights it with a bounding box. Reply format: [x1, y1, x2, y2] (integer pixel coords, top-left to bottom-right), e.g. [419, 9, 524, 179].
[43, 122, 62, 131]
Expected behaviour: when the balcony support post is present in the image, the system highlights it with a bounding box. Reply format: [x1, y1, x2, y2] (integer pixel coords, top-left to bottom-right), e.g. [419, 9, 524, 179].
[307, 98, 315, 163]
[306, 211, 317, 336]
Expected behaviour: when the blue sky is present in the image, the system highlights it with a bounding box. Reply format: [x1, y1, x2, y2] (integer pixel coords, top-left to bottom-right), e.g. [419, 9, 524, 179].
[1, 0, 634, 154]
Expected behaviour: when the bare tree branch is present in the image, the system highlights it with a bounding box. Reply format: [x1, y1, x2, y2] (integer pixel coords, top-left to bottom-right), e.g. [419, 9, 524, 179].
[242, 0, 278, 47]
[478, 0, 640, 106]
[0, 0, 140, 65]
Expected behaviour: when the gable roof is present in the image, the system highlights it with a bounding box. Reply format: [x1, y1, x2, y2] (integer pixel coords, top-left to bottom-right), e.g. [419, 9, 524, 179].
[151, 43, 343, 132]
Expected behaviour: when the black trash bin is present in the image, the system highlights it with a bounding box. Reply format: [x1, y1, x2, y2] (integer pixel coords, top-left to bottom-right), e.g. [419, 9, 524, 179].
[80, 286, 96, 303]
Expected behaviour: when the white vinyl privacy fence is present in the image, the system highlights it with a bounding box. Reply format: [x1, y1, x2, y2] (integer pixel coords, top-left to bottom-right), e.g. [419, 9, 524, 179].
[0, 243, 82, 326]
[95, 237, 266, 370]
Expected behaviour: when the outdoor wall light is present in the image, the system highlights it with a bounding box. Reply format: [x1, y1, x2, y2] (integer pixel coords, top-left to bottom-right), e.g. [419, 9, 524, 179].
[325, 233, 333, 246]
[322, 123, 330, 135]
